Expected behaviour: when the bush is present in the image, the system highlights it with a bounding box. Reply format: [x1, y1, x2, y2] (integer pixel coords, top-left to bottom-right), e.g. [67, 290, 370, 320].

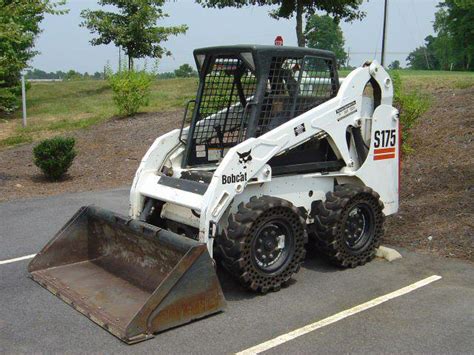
[391, 71, 430, 153]
[33, 137, 76, 180]
[107, 68, 154, 116]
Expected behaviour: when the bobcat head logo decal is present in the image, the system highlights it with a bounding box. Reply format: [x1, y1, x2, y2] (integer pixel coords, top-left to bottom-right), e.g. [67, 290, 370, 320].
[237, 150, 252, 169]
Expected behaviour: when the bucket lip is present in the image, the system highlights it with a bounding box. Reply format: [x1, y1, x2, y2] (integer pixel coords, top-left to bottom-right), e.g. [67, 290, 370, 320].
[31, 268, 160, 344]
[30, 269, 130, 340]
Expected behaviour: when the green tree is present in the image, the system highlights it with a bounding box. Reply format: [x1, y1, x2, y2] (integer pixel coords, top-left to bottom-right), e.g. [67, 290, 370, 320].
[432, 0, 473, 71]
[56, 70, 66, 79]
[174, 64, 197, 78]
[406, 36, 439, 70]
[406, 46, 430, 70]
[388, 60, 400, 70]
[81, 0, 188, 70]
[0, 0, 66, 113]
[305, 14, 347, 66]
[406, 0, 473, 71]
[64, 70, 82, 80]
[197, 0, 364, 47]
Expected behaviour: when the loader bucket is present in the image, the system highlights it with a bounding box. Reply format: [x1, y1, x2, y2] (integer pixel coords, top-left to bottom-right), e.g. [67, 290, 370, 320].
[28, 206, 226, 344]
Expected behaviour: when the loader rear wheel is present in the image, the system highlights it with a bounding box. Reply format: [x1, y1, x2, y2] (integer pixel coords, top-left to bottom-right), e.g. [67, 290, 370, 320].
[217, 196, 307, 294]
[310, 184, 384, 268]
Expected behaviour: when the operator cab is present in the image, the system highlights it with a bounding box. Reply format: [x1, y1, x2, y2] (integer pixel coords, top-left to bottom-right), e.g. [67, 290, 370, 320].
[179, 45, 340, 168]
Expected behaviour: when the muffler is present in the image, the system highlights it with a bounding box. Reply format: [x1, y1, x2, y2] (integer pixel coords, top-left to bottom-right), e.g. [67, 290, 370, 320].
[28, 206, 226, 344]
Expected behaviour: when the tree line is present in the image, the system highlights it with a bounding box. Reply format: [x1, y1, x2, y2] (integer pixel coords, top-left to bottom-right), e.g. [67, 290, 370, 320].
[26, 69, 104, 80]
[25, 63, 198, 80]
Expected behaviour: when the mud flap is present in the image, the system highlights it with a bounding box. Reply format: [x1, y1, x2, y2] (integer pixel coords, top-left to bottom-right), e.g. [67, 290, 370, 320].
[28, 206, 226, 344]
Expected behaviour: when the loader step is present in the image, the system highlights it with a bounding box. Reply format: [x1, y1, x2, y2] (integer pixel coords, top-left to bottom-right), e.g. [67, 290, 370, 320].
[180, 170, 213, 184]
[158, 175, 209, 195]
[271, 160, 345, 175]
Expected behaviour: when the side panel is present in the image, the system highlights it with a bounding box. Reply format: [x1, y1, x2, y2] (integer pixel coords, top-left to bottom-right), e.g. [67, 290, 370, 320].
[232, 175, 335, 215]
[355, 105, 399, 214]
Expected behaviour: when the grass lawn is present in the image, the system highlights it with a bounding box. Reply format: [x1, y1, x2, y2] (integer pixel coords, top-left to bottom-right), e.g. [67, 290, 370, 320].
[0, 78, 198, 147]
[1, 70, 473, 148]
[394, 70, 474, 90]
[340, 69, 474, 89]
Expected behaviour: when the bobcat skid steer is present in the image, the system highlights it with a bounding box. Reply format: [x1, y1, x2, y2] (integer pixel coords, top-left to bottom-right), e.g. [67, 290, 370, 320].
[29, 45, 399, 344]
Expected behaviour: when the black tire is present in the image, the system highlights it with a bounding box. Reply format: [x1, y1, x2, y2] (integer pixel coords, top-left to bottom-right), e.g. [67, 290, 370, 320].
[216, 196, 307, 294]
[310, 184, 384, 268]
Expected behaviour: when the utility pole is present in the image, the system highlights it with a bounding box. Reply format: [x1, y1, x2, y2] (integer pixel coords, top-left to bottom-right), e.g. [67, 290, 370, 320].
[21, 74, 27, 127]
[381, 0, 389, 67]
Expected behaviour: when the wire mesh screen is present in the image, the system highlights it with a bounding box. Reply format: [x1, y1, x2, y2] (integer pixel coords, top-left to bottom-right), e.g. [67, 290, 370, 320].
[256, 56, 336, 136]
[295, 56, 336, 116]
[189, 56, 257, 165]
[256, 57, 299, 136]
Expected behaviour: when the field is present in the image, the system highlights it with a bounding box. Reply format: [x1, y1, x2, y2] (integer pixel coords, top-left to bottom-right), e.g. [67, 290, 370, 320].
[0, 78, 197, 147]
[1, 70, 473, 148]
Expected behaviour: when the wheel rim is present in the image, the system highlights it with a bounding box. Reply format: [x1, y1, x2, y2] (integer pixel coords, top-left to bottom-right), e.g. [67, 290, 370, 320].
[343, 202, 375, 251]
[251, 218, 295, 274]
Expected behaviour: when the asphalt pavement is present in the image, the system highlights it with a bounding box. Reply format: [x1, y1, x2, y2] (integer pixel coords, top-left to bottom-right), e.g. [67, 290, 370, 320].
[0, 189, 473, 354]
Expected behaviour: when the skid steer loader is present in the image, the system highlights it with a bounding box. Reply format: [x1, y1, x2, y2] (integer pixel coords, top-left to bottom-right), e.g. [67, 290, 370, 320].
[29, 45, 399, 344]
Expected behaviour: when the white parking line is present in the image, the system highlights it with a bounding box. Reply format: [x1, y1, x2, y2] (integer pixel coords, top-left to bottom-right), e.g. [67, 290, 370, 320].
[237, 275, 442, 355]
[0, 254, 36, 265]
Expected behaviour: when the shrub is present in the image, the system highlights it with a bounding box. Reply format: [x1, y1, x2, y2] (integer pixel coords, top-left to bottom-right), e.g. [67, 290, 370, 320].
[0, 86, 20, 114]
[107, 68, 154, 116]
[391, 71, 430, 153]
[33, 137, 76, 180]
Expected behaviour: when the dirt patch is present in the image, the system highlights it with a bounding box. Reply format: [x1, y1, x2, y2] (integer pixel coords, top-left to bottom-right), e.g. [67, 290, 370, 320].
[0, 111, 182, 201]
[0, 89, 472, 261]
[385, 87, 474, 262]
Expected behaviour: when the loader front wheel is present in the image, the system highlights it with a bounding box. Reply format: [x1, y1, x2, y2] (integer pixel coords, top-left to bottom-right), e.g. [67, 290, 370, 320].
[310, 184, 384, 268]
[217, 196, 307, 294]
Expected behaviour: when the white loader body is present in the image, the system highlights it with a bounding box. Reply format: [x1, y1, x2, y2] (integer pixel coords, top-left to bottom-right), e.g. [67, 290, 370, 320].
[130, 60, 399, 256]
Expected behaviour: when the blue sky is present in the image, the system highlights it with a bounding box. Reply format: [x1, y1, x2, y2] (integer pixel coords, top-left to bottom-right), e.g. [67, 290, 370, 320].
[31, 0, 440, 73]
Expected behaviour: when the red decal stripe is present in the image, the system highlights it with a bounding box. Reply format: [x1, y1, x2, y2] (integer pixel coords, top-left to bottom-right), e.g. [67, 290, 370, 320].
[374, 153, 396, 160]
[374, 147, 396, 154]
[398, 121, 402, 195]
